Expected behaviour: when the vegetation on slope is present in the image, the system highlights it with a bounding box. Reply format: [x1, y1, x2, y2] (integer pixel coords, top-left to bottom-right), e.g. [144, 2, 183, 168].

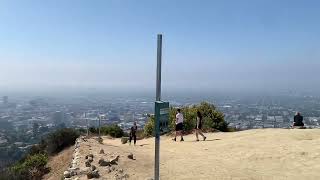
[0, 128, 80, 180]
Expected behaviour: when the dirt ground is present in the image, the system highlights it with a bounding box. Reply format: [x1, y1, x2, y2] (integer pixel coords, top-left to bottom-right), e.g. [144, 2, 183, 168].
[45, 128, 320, 180]
[44, 146, 74, 180]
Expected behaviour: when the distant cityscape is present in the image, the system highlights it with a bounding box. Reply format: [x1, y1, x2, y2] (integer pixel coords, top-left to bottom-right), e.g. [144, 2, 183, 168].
[1, 92, 320, 169]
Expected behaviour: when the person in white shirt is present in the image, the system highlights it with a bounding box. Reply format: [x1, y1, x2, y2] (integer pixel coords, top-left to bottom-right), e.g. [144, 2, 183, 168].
[173, 109, 184, 141]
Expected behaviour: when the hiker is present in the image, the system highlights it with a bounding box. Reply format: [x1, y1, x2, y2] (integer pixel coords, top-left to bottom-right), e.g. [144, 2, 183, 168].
[293, 112, 304, 127]
[195, 111, 206, 141]
[173, 109, 184, 141]
[129, 122, 138, 145]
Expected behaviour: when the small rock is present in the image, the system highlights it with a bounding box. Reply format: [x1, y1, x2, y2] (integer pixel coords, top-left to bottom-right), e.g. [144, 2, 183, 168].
[123, 174, 129, 178]
[110, 155, 120, 164]
[79, 167, 90, 174]
[98, 158, 104, 164]
[70, 170, 77, 176]
[86, 154, 94, 159]
[121, 137, 128, 144]
[118, 168, 123, 173]
[105, 166, 111, 173]
[91, 165, 96, 171]
[87, 169, 99, 179]
[111, 166, 116, 171]
[114, 173, 120, 179]
[68, 167, 79, 171]
[85, 160, 91, 167]
[127, 153, 134, 160]
[99, 148, 104, 154]
[88, 157, 93, 163]
[98, 137, 103, 144]
[64, 171, 71, 178]
[98, 158, 111, 166]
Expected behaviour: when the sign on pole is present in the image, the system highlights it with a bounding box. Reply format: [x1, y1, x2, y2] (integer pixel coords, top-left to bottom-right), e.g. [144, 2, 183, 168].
[155, 101, 170, 134]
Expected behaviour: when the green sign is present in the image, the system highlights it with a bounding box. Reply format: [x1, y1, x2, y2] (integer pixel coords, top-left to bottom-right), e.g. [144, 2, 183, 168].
[155, 101, 169, 134]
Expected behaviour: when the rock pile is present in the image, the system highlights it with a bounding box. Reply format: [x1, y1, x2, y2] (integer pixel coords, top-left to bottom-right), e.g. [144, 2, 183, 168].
[63, 137, 84, 180]
[63, 136, 131, 180]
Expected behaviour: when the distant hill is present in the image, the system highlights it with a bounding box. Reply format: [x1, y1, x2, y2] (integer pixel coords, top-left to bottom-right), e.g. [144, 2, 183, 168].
[46, 128, 320, 180]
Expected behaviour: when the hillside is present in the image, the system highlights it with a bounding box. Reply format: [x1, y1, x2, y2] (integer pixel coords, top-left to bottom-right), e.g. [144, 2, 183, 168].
[47, 129, 320, 180]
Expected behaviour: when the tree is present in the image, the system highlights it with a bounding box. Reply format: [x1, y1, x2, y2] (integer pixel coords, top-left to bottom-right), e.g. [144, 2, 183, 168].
[144, 101, 227, 136]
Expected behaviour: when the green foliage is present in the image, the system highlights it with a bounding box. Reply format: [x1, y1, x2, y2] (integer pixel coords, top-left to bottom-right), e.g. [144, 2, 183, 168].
[1, 128, 81, 180]
[23, 154, 48, 170]
[45, 128, 80, 155]
[6, 154, 48, 180]
[144, 101, 228, 136]
[78, 128, 87, 134]
[144, 116, 155, 137]
[90, 124, 124, 138]
[27, 140, 47, 157]
[89, 127, 98, 134]
[103, 124, 124, 138]
[197, 102, 227, 131]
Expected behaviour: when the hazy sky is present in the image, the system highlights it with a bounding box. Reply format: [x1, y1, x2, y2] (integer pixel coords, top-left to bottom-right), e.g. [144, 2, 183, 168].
[0, 0, 319, 93]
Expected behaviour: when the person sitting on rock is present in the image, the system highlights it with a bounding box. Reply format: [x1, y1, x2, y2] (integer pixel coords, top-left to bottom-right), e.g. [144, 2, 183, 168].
[293, 112, 304, 128]
[129, 122, 138, 145]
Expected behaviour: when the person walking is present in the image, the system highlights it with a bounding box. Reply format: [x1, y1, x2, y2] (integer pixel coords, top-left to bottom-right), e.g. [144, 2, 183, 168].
[173, 109, 184, 141]
[129, 122, 138, 145]
[195, 111, 206, 141]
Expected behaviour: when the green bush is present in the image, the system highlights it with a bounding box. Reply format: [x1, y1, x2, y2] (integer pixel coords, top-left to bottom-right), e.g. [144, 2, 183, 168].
[45, 128, 80, 155]
[100, 124, 124, 138]
[144, 116, 155, 137]
[9, 154, 48, 180]
[144, 101, 227, 136]
[89, 127, 98, 134]
[1, 128, 81, 180]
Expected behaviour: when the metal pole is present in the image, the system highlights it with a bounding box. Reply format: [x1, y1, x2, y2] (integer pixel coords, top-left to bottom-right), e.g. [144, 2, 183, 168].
[156, 34, 162, 101]
[98, 115, 101, 138]
[155, 34, 162, 180]
[85, 113, 89, 137]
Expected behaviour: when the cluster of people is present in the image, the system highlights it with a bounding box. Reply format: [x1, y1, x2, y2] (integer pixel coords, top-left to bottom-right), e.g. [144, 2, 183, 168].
[129, 108, 208, 145]
[173, 108, 206, 142]
[128, 110, 305, 145]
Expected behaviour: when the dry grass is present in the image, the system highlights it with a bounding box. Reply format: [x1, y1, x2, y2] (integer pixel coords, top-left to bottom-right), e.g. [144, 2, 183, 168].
[43, 146, 74, 180]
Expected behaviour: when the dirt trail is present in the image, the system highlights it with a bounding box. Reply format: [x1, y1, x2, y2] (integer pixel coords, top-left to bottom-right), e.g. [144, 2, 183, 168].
[46, 129, 320, 180]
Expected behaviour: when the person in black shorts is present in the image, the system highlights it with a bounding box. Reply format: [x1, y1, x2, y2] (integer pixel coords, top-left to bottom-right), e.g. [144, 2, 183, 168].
[129, 122, 138, 145]
[173, 109, 184, 141]
[195, 111, 206, 141]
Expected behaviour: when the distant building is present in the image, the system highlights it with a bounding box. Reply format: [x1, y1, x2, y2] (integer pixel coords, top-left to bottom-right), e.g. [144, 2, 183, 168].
[275, 116, 284, 123]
